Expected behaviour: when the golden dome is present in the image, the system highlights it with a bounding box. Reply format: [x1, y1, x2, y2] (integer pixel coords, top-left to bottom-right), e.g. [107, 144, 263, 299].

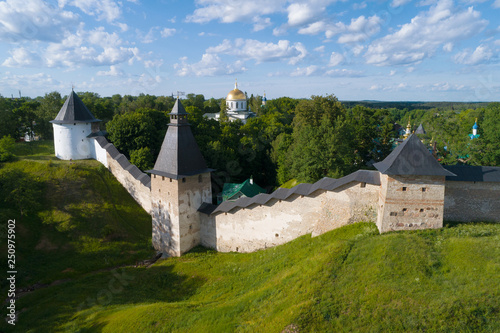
[227, 88, 245, 100]
[226, 79, 246, 100]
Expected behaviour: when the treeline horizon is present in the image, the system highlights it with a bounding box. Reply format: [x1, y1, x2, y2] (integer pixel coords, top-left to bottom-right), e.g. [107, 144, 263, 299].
[1, 92, 499, 196]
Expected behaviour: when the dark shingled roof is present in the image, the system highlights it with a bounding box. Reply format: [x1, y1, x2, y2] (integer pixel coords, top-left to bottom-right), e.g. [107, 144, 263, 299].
[415, 123, 426, 135]
[50, 90, 101, 124]
[444, 165, 500, 182]
[147, 99, 213, 179]
[209, 169, 380, 215]
[374, 134, 455, 177]
[169, 98, 188, 115]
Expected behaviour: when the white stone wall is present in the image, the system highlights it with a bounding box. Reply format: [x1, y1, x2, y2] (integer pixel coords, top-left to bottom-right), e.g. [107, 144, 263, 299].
[106, 152, 151, 213]
[93, 139, 108, 167]
[53, 123, 93, 160]
[209, 182, 379, 253]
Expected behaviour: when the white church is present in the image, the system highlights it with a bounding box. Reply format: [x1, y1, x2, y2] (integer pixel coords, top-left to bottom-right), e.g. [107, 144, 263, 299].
[204, 80, 257, 124]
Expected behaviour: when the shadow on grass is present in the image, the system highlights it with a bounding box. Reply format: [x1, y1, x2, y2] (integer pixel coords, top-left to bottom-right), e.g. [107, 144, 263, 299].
[11, 264, 206, 332]
[444, 220, 500, 228]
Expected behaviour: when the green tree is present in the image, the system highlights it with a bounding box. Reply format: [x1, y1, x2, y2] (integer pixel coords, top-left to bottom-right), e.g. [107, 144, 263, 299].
[0, 136, 16, 162]
[130, 147, 154, 171]
[107, 112, 160, 159]
[0, 169, 43, 218]
[35, 91, 62, 139]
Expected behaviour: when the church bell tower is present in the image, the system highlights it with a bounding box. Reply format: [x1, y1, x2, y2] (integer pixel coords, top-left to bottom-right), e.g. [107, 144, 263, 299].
[147, 99, 213, 257]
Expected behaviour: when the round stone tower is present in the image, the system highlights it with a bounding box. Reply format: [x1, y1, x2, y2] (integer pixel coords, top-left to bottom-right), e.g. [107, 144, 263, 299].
[50, 90, 101, 160]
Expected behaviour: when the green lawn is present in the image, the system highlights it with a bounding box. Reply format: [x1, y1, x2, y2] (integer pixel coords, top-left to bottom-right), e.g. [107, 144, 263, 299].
[1, 141, 499, 332]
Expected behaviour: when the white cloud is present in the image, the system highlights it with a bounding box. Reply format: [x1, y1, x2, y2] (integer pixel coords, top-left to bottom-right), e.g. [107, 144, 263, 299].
[314, 45, 325, 52]
[494, 0, 500, 8]
[253, 17, 272, 31]
[365, 0, 488, 66]
[298, 15, 382, 44]
[443, 42, 453, 52]
[161, 28, 176, 38]
[289, 65, 362, 77]
[137, 26, 175, 43]
[391, 0, 412, 7]
[287, 3, 319, 26]
[353, 2, 367, 10]
[97, 65, 123, 76]
[0, 72, 59, 90]
[291, 65, 319, 76]
[62, 0, 122, 23]
[174, 54, 246, 77]
[2, 47, 42, 67]
[324, 68, 364, 77]
[0, 0, 78, 42]
[3, 26, 141, 68]
[186, 0, 285, 31]
[453, 45, 494, 65]
[206, 38, 308, 65]
[144, 59, 164, 68]
[329, 52, 345, 66]
[336, 15, 382, 43]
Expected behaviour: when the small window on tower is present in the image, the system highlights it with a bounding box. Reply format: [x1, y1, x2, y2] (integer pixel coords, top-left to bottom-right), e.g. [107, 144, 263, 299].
[169, 178, 172, 182]
[422, 187, 427, 192]
[360, 182, 366, 188]
[198, 174, 203, 183]
[182, 178, 186, 183]
[402, 187, 407, 191]
[162, 176, 165, 181]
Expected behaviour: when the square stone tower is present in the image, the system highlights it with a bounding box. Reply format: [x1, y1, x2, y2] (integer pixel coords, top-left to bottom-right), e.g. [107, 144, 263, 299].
[374, 134, 456, 233]
[147, 99, 213, 257]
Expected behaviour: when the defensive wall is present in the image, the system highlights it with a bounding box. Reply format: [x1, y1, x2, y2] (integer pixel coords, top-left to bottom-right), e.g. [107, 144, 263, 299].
[199, 170, 380, 253]
[84, 135, 499, 256]
[91, 136, 152, 213]
[443, 165, 500, 223]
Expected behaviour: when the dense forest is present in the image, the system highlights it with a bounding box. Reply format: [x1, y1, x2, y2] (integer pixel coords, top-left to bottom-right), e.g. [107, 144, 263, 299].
[1, 92, 499, 195]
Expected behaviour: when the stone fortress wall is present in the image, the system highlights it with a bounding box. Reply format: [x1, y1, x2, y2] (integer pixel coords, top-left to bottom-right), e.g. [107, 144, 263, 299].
[91, 136, 152, 213]
[200, 170, 380, 253]
[86, 134, 499, 256]
[444, 180, 500, 222]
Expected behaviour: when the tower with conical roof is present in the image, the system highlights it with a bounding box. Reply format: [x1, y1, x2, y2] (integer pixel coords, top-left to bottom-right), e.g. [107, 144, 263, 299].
[374, 134, 456, 233]
[50, 90, 101, 160]
[147, 99, 213, 256]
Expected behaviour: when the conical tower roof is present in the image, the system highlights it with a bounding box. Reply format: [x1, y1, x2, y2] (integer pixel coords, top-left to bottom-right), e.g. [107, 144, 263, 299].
[415, 123, 426, 135]
[50, 90, 100, 124]
[374, 134, 455, 176]
[147, 99, 213, 179]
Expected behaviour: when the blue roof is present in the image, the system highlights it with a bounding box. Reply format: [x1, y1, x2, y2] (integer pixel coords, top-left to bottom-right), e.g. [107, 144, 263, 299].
[473, 122, 479, 130]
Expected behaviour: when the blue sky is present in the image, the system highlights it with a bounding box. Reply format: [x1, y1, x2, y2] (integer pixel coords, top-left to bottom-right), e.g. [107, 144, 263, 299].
[0, 0, 499, 101]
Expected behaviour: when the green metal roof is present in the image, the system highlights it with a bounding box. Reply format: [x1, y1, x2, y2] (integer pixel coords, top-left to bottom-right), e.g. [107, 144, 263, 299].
[222, 179, 266, 202]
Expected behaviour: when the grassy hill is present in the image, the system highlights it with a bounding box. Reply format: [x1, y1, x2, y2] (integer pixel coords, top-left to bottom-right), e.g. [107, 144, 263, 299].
[1, 141, 499, 332]
[0, 141, 154, 297]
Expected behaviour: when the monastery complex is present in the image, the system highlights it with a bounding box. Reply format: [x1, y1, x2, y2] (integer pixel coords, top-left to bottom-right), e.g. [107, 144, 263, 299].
[51, 90, 500, 257]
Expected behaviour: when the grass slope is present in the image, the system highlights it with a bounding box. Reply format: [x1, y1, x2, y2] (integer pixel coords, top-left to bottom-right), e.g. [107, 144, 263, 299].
[0, 141, 153, 295]
[4, 222, 500, 332]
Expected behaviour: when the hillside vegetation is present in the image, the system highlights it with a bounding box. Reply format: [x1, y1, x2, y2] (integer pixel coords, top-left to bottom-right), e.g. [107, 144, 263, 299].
[0, 141, 154, 293]
[1, 141, 499, 332]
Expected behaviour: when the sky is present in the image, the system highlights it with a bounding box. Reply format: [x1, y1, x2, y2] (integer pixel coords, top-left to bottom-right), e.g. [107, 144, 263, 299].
[0, 0, 499, 101]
